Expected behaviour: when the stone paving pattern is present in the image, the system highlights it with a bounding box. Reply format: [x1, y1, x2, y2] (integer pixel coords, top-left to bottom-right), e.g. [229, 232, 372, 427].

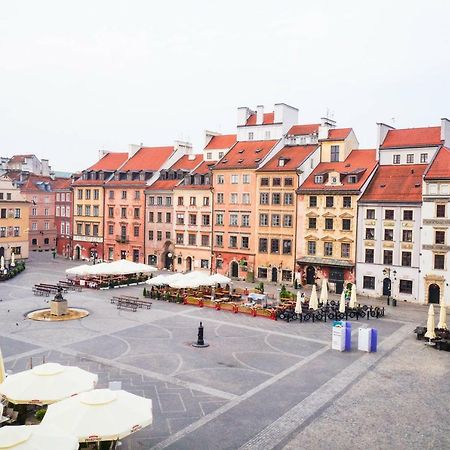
[0, 253, 449, 450]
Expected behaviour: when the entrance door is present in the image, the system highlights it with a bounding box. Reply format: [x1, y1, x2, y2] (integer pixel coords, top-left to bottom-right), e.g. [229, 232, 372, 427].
[148, 255, 157, 266]
[230, 261, 239, 278]
[306, 266, 315, 284]
[164, 252, 173, 270]
[0, 247, 4, 259]
[75, 246, 81, 260]
[132, 249, 139, 263]
[186, 256, 192, 272]
[429, 283, 440, 304]
[120, 250, 126, 260]
[329, 268, 345, 294]
[382, 278, 391, 296]
[271, 267, 278, 283]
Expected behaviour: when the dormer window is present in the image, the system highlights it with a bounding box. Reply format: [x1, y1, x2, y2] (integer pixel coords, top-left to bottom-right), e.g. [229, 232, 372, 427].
[348, 175, 357, 184]
[255, 148, 262, 154]
[238, 149, 245, 154]
[278, 159, 285, 167]
[248, 132, 254, 140]
[331, 176, 337, 184]
[314, 175, 324, 184]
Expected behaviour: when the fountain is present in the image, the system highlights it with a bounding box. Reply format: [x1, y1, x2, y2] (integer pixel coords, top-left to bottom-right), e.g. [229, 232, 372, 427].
[50, 286, 68, 316]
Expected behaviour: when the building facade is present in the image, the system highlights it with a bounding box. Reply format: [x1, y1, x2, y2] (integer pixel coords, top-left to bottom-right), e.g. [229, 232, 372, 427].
[53, 178, 73, 258]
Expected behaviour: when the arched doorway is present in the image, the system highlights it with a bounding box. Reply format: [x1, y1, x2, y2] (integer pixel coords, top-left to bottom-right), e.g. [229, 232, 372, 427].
[429, 283, 440, 304]
[0, 247, 4, 259]
[164, 252, 173, 270]
[306, 266, 315, 284]
[230, 261, 239, 278]
[74, 246, 81, 260]
[271, 267, 278, 283]
[382, 278, 391, 296]
[186, 256, 192, 272]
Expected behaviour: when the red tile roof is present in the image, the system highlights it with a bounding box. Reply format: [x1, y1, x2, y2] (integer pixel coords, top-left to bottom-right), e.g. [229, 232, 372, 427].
[361, 164, 426, 203]
[8, 154, 35, 164]
[425, 146, 450, 180]
[214, 140, 279, 170]
[148, 179, 181, 191]
[169, 154, 203, 171]
[259, 145, 318, 171]
[381, 127, 441, 149]
[21, 175, 54, 192]
[193, 160, 215, 175]
[321, 128, 352, 141]
[299, 149, 377, 192]
[52, 177, 72, 190]
[87, 152, 128, 171]
[72, 178, 106, 186]
[205, 134, 237, 150]
[119, 147, 174, 171]
[288, 124, 320, 135]
[245, 112, 275, 126]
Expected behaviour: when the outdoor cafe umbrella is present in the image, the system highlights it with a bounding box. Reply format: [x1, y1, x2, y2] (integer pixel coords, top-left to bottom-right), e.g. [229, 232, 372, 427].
[437, 302, 448, 330]
[65, 265, 91, 277]
[349, 284, 357, 309]
[424, 304, 437, 340]
[145, 275, 169, 286]
[295, 291, 302, 314]
[319, 279, 328, 304]
[41, 389, 152, 443]
[0, 346, 5, 384]
[0, 256, 4, 271]
[0, 363, 98, 405]
[0, 425, 78, 450]
[309, 285, 319, 310]
[208, 274, 231, 285]
[10, 252, 15, 267]
[339, 290, 346, 313]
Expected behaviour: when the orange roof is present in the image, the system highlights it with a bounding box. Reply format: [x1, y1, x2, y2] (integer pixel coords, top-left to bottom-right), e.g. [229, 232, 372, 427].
[299, 149, 377, 192]
[193, 160, 214, 175]
[214, 140, 279, 170]
[361, 164, 426, 203]
[72, 178, 106, 186]
[87, 152, 128, 171]
[52, 177, 72, 190]
[21, 175, 54, 192]
[381, 127, 441, 149]
[120, 147, 174, 171]
[425, 146, 450, 180]
[8, 154, 35, 164]
[245, 112, 275, 126]
[260, 145, 318, 171]
[205, 134, 237, 150]
[148, 179, 181, 190]
[321, 128, 352, 141]
[288, 124, 320, 135]
[169, 154, 203, 171]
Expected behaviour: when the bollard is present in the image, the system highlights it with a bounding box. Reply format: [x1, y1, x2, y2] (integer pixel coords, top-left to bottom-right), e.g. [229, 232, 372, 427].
[192, 322, 210, 348]
[392, 298, 397, 307]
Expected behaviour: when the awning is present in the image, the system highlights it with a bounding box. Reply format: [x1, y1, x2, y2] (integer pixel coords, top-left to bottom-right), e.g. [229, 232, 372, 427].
[296, 257, 354, 268]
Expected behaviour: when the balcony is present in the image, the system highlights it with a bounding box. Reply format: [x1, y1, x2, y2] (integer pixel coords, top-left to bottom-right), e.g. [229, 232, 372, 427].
[116, 235, 129, 244]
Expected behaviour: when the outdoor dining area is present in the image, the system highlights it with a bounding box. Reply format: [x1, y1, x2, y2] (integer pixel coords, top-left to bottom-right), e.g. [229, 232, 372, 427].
[65, 260, 157, 290]
[414, 303, 450, 351]
[0, 350, 152, 449]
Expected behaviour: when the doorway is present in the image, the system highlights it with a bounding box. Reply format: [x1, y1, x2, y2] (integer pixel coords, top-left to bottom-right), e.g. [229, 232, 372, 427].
[0, 247, 4, 259]
[186, 256, 192, 272]
[329, 268, 345, 294]
[306, 266, 315, 285]
[382, 278, 391, 296]
[271, 267, 278, 283]
[230, 261, 239, 278]
[428, 283, 440, 304]
[164, 252, 173, 270]
[132, 249, 139, 263]
[120, 250, 126, 260]
[75, 246, 81, 260]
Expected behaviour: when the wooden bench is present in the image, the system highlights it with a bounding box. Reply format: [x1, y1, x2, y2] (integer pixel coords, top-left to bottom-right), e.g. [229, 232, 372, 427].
[32, 287, 50, 297]
[117, 300, 138, 312]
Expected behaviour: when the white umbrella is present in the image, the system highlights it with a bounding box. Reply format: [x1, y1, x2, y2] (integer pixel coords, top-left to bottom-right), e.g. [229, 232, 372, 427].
[309, 285, 319, 310]
[0, 363, 98, 405]
[0, 256, 4, 271]
[133, 262, 158, 273]
[41, 389, 152, 442]
[295, 291, 302, 314]
[65, 265, 91, 277]
[339, 290, 346, 313]
[319, 279, 328, 304]
[349, 284, 357, 309]
[185, 271, 215, 286]
[10, 252, 15, 267]
[208, 274, 231, 285]
[0, 425, 78, 450]
[145, 275, 169, 286]
[424, 304, 436, 339]
[438, 303, 448, 330]
[0, 346, 5, 384]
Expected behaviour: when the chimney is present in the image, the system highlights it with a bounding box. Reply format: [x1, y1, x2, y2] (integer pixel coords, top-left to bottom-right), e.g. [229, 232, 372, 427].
[376, 122, 395, 160]
[441, 118, 450, 146]
[237, 106, 254, 126]
[128, 144, 141, 157]
[256, 105, 264, 125]
[318, 117, 336, 140]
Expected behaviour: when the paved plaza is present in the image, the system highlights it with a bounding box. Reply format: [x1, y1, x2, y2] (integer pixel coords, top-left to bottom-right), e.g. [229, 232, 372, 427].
[0, 253, 449, 450]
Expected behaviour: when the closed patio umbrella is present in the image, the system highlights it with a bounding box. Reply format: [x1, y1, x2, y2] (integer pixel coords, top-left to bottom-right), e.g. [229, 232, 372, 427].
[424, 304, 436, 339]
[309, 285, 319, 310]
[295, 291, 302, 314]
[319, 279, 328, 304]
[0, 256, 4, 271]
[0, 363, 98, 405]
[10, 252, 15, 267]
[349, 284, 357, 309]
[0, 425, 78, 450]
[0, 346, 5, 384]
[339, 290, 346, 313]
[437, 302, 448, 330]
[41, 389, 152, 443]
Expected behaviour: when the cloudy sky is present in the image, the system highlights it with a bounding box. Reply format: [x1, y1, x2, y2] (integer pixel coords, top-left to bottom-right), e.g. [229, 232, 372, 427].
[1, 0, 449, 171]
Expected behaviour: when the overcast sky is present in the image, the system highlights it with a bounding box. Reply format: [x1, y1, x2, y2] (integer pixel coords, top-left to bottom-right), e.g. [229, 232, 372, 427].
[1, 0, 450, 172]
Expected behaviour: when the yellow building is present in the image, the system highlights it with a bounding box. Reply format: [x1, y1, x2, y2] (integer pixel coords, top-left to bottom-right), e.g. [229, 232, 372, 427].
[0, 175, 30, 262]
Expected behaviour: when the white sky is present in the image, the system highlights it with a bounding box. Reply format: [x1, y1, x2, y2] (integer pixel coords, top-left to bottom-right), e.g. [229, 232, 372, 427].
[1, 0, 450, 172]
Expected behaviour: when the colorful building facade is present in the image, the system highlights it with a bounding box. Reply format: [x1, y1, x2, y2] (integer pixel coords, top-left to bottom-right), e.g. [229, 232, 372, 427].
[53, 177, 73, 258]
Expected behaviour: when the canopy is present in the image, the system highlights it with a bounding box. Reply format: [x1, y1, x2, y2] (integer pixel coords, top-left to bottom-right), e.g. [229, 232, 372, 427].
[349, 284, 357, 308]
[0, 425, 78, 450]
[41, 389, 152, 442]
[339, 290, 346, 313]
[309, 285, 319, 310]
[0, 363, 98, 405]
[208, 274, 231, 285]
[65, 265, 92, 276]
[424, 304, 436, 339]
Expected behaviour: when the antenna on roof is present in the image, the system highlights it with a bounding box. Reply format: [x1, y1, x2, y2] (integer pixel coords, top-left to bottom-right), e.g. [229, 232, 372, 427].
[391, 117, 396, 124]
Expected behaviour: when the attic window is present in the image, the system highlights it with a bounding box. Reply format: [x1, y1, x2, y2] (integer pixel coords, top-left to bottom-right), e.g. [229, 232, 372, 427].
[221, 159, 228, 164]
[255, 158, 261, 163]
[348, 175, 357, 184]
[415, 183, 421, 188]
[345, 164, 351, 168]
[255, 148, 262, 154]
[238, 149, 245, 154]
[380, 184, 386, 188]
[314, 175, 324, 184]
[238, 159, 244, 164]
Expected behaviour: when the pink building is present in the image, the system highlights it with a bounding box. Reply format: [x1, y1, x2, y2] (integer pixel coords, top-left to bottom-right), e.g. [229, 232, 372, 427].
[53, 177, 73, 258]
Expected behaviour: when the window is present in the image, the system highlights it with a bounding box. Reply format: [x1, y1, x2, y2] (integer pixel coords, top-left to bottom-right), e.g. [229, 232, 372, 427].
[203, 197, 209, 206]
[156, 196, 163, 206]
[330, 145, 340, 162]
[31, 222, 37, 230]
[365, 248, 374, 263]
[201, 235, 209, 247]
[271, 214, 280, 226]
[229, 235, 237, 248]
[259, 238, 268, 253]
[258, 268, 268, 278]
[94, 189, 99, 200]
[231, 174, 239, 184]
[325, 218, 334, 230]
[188, 234, 196, 245]
[384, 229, 394, 241]
[399, 280, 413, 294]
[383, 250, 393, 265]
[393, 225, 410, 242]
[31, 238, 37, 245]
[189, 214, 197, 226]
[282, 240, 292, 254]
[56, 206, 60, 217]
[326, 196, 334, 208]
[121, 207, 126, 219]
[216, 193, 224, 204]
[403, 210, 413, 221]
[108, 224, 114, 235]
[324, 242, 333, 256]
[366, 228, 375, 239]
[436, 204, 446, 218]
[11, 246, 21, 254]
[314, 175, 324, 184]
[406, 154, 414, 164]
[206, 152, 212, 160]
[283, 215, 293, 227]
[243, 174, 250, 184]
[248, 132, 254, 140]
[76, 223, 82, 234]
[271, 239, 280, 253]
[85, 205, 91, 216]
[308, 241, 316, 255]
[13, 226, 19, 237]
[272, 193, 281, 205]
[366, 209, 375, 219]
[241, 214, 250, 227]
[420, 153, 428, 163]
[176, 213, 184, 225]
[216, 234, 223, 247]
[343, 196, 352, 208]
[260, 178, 269, 186]
[393, 154, 401, 164]
[342, 219, 351, 231]
[93, 206, 99, 217]
[435, 230, 445, 244]
[148, 196, 155, 206]
[121, 190, 127, 200]
[165, 196, 172, 207]
[363, 276, 375, 290]
[14, 208, 20, 219]
[148, 211, 154, 223]
[166, 212, 171, 223]
[385, 210, 394, 220]
[241, 236, 249, 249]
[0, 209, 5, 219]
[230, 193, 238, 204]
[242, 193, 250, 204]
[284, 193, 293, 205]
[272, 177, 281, 187]
[189, 196, 196, 206]
[265, 130, 271, 140]
[91, 224, 98, 236]
[309, 196, 317, 207]
[133, 208, 140, 219]
[434, 254, 445, 270]
[77, 190, 83, 200]
[85, 224, 91, 235]
[260, 193, 269, 205]
[230, 214, 238, 226]
[308, 218, 317, 229]
[177, 196, 184, 206]
[260, 214, 268, 226]
[341, 243, 350, 258]
[401, 251, 412, 267]
[202, 215, 210, 226]
[217, 175, 224, 184]
[166, 231, 171, 239]
[176, 233, 183, 244]
[216, 213, 224, 225]
[284, 177, 293, 186]
[201, 259, 209, 269]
